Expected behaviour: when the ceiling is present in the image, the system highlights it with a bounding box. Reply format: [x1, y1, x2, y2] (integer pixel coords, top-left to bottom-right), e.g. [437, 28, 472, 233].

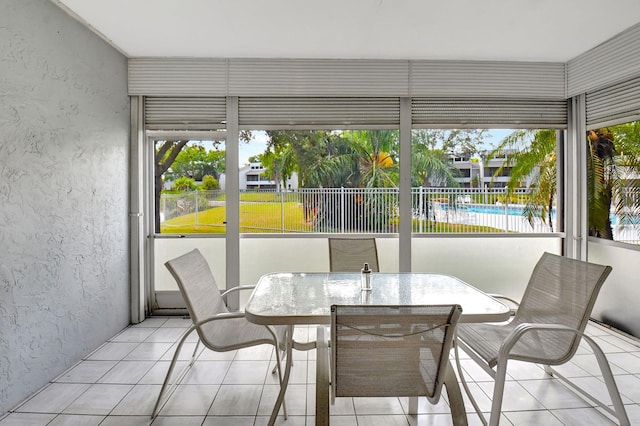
[53, 0, 640, 63]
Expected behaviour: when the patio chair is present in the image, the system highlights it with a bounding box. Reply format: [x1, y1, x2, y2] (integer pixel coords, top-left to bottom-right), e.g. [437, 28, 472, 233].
[151, 249, 288, 419]
[328, 237, 379, 272]
[316, 304, 467, 425]
[454, 252, 630, 426]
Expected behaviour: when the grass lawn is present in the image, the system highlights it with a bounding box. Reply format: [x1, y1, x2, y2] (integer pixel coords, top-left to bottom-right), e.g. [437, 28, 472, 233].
[161, 201, 503, 234]
[161, 201, 314, 234]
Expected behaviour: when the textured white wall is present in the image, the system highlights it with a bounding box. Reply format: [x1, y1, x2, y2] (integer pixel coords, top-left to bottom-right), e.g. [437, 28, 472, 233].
[589, 242, 640, 335]
[0, 0, 129, 413]
[412, 237, 562, 301]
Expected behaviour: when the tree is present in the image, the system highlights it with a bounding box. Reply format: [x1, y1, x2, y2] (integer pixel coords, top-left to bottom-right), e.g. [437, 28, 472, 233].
[587, 126, 640, 239]
[260, 145, 295, 191]
[302, 130, 400, 231]
[265, 130, 348, 188]
[154, 132, 251, 234]
[491, 124, 640, 239]
[411, 130, 460, 187]
[413, 129, 487, 158]
[340, 129, 399, 188]
[167, 144, 225, 181]
[488, 130, 557, 231]
[155, 140, 189, 232]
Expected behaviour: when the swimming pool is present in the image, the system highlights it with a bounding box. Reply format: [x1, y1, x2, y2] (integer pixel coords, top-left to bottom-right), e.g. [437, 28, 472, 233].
[445, 203, 637, 225]
[440, 203, 554, 217]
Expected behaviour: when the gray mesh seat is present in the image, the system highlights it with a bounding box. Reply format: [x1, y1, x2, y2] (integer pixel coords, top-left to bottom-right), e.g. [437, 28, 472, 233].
[328, 237, 379, 272]
[316, 304, 467, 425]
[151, 249, 287, 419]
[455, 252, 629, 426]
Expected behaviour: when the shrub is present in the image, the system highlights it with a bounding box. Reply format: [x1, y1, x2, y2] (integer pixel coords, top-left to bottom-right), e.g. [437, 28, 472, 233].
[174, 176, 196, 191]
[201, 175, 219, 190]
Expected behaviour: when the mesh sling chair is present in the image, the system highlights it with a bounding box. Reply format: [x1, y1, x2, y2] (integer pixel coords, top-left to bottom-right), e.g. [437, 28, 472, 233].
[328, 237, 379, 272]
[316, 304, 467, 425]
[151, 249, 288, 420]
[454, 252, 630, 426]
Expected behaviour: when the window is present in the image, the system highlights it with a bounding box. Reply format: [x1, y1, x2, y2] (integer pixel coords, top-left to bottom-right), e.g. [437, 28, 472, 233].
[239, 129, 400, 233]
[586, 123, 640, 245]
[154, 139, 226, 234]
[411, 128, 560, 234]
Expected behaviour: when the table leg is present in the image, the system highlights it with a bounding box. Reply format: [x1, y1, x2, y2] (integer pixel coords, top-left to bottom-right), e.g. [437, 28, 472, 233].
[408, 397, 418, 414]
[269, 324, 294, 426]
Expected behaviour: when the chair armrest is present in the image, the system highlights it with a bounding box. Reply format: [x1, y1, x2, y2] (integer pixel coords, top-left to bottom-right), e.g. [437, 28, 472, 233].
[488, 293, 520, 314]
[316, 326, 330, 425]
[498, 323, 584, 362]
[221, 285, 257, 305]
[488, 293, 520, 305]
[221, 285, 256, 298]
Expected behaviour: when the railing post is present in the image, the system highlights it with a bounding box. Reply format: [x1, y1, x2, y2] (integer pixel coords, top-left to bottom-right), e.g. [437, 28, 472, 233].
[281, 189, 285, 233]
[419, 186, 424, 234]
[341, 187, 345, 233]
[194, 190, 199, 230]
[503, 188, 509, 233]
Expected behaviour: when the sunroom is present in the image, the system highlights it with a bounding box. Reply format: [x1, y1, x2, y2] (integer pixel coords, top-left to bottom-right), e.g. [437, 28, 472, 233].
[3, 0, 640, 424]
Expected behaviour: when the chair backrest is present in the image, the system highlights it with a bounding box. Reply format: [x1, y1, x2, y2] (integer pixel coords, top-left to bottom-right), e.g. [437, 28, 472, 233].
[512, 252, 612, 364]
[328, 238, 379, 272]
[165, 249, 229, 338]
[330, 304, 462, 401]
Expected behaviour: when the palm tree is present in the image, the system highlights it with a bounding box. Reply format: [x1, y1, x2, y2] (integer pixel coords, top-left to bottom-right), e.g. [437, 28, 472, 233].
[344, 129, 399, 188]
[308, 130, 399, 231]
[411, 143, 460, 187]
[492, 124, 640, 239]
[260, 145, 295, 191]
[587, 126, 640, 239]
[488, 130, 557, 231]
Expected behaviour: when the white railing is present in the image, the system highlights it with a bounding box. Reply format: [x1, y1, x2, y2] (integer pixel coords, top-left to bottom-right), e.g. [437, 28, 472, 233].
[411, 187, 556, 234]
[160, 190, 226, 232]
[160, 187, 567, 234]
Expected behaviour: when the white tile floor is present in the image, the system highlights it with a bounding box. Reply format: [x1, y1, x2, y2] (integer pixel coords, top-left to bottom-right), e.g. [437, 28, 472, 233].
[2, 318, 640, 425]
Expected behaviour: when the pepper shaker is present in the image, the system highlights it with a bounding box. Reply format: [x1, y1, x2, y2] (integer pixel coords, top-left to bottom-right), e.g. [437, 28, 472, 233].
[361, 262, 372, 291]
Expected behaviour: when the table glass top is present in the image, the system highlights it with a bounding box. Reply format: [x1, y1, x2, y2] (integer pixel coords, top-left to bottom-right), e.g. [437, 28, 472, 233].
[245, 272, 510, 325]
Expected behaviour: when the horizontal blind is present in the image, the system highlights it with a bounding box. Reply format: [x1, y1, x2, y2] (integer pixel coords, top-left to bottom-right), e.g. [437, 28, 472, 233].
[130, 58, 566, 99]
[410, 61, 566, 99]
[412, 99, 568, 129]
[238, 97, 400, 128]
[129, 59, 227, 96]
[229, 59, 408, 96]
[568, 22, 640, 97]
[586, 75, 640, 128]
[145, 97, 226, 130]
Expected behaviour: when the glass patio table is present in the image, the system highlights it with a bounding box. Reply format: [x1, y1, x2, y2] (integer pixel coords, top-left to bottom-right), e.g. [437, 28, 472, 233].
[245, 272, 511, 425]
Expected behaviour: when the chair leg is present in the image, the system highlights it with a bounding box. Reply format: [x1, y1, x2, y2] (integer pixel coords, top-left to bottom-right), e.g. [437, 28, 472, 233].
[488, 359, 508, 426]
[151, 326, 198, 419]
[453, 339, 488, 425]
[189, 339, 201, 366]
[548, 334, 630, 426]
[443, 361, 468, 426]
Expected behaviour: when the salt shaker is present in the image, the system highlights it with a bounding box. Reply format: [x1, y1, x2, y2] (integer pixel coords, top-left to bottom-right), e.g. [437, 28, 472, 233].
[361, 262, 372, 291]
